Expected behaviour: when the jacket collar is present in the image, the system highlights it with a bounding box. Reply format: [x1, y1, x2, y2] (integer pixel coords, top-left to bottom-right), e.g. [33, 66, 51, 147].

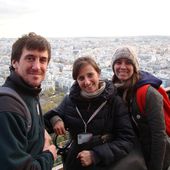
[4, 71, 41, 96]
[69, 80, 116, 102]
[135, 71, 162, 89]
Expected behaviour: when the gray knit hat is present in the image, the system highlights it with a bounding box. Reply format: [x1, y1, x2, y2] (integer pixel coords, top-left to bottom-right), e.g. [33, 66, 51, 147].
[112, 46, 139, 72]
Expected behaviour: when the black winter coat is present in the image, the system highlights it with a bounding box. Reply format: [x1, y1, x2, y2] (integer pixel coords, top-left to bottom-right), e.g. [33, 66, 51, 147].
[0, 71, 54, 170]
[45, 80, 135, 170]
[116, 71, 170, 170]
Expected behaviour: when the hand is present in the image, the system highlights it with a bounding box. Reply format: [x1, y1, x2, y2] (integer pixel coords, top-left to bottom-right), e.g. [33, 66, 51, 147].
[44, 144, 57, 161]
[53, 120, 66, 135]
[43, 130, 57, 160]
[44, 129, 52, 148]
[77, 150, 94, 167]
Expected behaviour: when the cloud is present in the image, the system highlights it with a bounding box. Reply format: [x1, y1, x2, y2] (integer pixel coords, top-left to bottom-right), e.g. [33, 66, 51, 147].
[0, 0, 170, 38]
[0, 0, 37, 18]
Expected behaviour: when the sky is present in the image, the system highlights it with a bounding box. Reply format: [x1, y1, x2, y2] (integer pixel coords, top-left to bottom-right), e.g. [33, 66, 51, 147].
[0, 0, 170, 38]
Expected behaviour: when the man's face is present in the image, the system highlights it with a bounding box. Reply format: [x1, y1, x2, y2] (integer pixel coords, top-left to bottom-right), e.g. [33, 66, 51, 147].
[12, 47, 49, 87]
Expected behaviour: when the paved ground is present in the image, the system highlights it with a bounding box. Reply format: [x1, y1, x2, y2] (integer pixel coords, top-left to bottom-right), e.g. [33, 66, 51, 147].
[52, 164, 63, 170]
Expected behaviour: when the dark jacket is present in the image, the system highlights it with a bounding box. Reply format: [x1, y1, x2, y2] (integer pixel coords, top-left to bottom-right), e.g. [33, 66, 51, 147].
[119, 71, 170, 170]
[0, 71, 54, 170]
[45, 80, 135, 170]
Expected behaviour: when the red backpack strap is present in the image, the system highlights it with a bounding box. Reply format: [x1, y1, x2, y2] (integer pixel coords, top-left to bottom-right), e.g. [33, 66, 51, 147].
[136, 85, 170, 136]
[157, 86, 170, 102]
[136, 84, 150, 115]
[158, 87, 170, 136]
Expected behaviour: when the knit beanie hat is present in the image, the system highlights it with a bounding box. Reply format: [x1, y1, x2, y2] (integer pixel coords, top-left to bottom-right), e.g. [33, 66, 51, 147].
[112, 46, 139, 72]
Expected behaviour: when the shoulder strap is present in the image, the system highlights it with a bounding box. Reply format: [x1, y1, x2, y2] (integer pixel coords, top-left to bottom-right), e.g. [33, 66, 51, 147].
[136, 84, 170, 136]
[158, 86, 170, 136]
[136, 84, 150, 116]
[0, 87, 32, 132]
[158, 86, 170, 102]
[165, 86, 170, 95]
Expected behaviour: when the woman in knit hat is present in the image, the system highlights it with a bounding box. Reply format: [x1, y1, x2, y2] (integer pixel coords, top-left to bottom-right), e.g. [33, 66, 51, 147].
[112, 46, 170, 170]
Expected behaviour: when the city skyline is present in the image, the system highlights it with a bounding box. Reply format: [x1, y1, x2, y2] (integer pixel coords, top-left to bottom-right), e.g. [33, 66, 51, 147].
[1, 36, 170, 90]
[0, 0, 170, 38]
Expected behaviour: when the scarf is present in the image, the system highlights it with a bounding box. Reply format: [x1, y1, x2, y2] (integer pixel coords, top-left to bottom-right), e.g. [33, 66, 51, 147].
[81, 81, 106, 99]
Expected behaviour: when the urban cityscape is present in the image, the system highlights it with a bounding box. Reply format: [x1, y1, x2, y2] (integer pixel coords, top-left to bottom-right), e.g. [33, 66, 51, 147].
[1, 36, 170, 94]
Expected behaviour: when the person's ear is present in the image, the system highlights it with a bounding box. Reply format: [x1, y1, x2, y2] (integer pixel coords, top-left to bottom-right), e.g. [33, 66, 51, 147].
[11, 60, 17, 69]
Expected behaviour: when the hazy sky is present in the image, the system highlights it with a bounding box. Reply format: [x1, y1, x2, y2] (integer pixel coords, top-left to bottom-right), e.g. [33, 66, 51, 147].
[0, 0, 170, 38]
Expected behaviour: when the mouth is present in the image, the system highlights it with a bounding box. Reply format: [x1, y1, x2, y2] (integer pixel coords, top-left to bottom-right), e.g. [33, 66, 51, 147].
[29, 74, 42, 80]
[85, 84, 93, 89]
[119, 71, 128, 75]
[85, 85, 97, 93]
[29, 71, 42, 75]
[119, 70, 128, 73]
[28, 71, 42, 77]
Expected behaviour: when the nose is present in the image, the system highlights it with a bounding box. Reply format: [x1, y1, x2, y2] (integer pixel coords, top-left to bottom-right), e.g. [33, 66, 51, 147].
[84, 77, 91, 86]
[32, 59, 40, 70]
[120, 63, 126, 69]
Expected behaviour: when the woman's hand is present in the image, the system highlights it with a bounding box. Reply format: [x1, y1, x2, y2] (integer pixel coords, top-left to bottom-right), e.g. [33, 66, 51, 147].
[77, 150, 94, 167]
[53, 120, 66, 135]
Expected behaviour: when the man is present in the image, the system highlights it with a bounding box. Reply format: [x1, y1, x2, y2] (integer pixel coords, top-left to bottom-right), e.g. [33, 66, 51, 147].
[0, 32, 57, 169]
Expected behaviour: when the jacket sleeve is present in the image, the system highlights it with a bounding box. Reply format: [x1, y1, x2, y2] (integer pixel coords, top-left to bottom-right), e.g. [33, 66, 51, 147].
[44, 95, 69, 133]
[0, 111, 54, 170]
[92, 96, 135, 166]
[145, 86, 166, 170]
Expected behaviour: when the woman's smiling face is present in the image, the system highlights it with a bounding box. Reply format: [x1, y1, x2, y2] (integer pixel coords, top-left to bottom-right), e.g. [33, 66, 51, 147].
[113, 58, 134, 81]
[77, 64, 100, 93]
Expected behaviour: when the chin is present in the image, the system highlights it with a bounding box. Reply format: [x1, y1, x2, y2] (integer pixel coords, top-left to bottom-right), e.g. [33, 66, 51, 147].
[28, 81, 41, 88]
[119, 76, 128, 81]
[87, 90, 96, 93]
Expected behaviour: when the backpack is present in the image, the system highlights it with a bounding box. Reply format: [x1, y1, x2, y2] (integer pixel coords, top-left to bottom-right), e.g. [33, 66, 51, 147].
[136, 84, 170, 136]
[165, 87, 170, 99]
[0, 87, 32, 132]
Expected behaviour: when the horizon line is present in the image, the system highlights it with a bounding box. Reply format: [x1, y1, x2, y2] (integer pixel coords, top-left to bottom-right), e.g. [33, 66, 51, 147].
[1, 35, 170, 39]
